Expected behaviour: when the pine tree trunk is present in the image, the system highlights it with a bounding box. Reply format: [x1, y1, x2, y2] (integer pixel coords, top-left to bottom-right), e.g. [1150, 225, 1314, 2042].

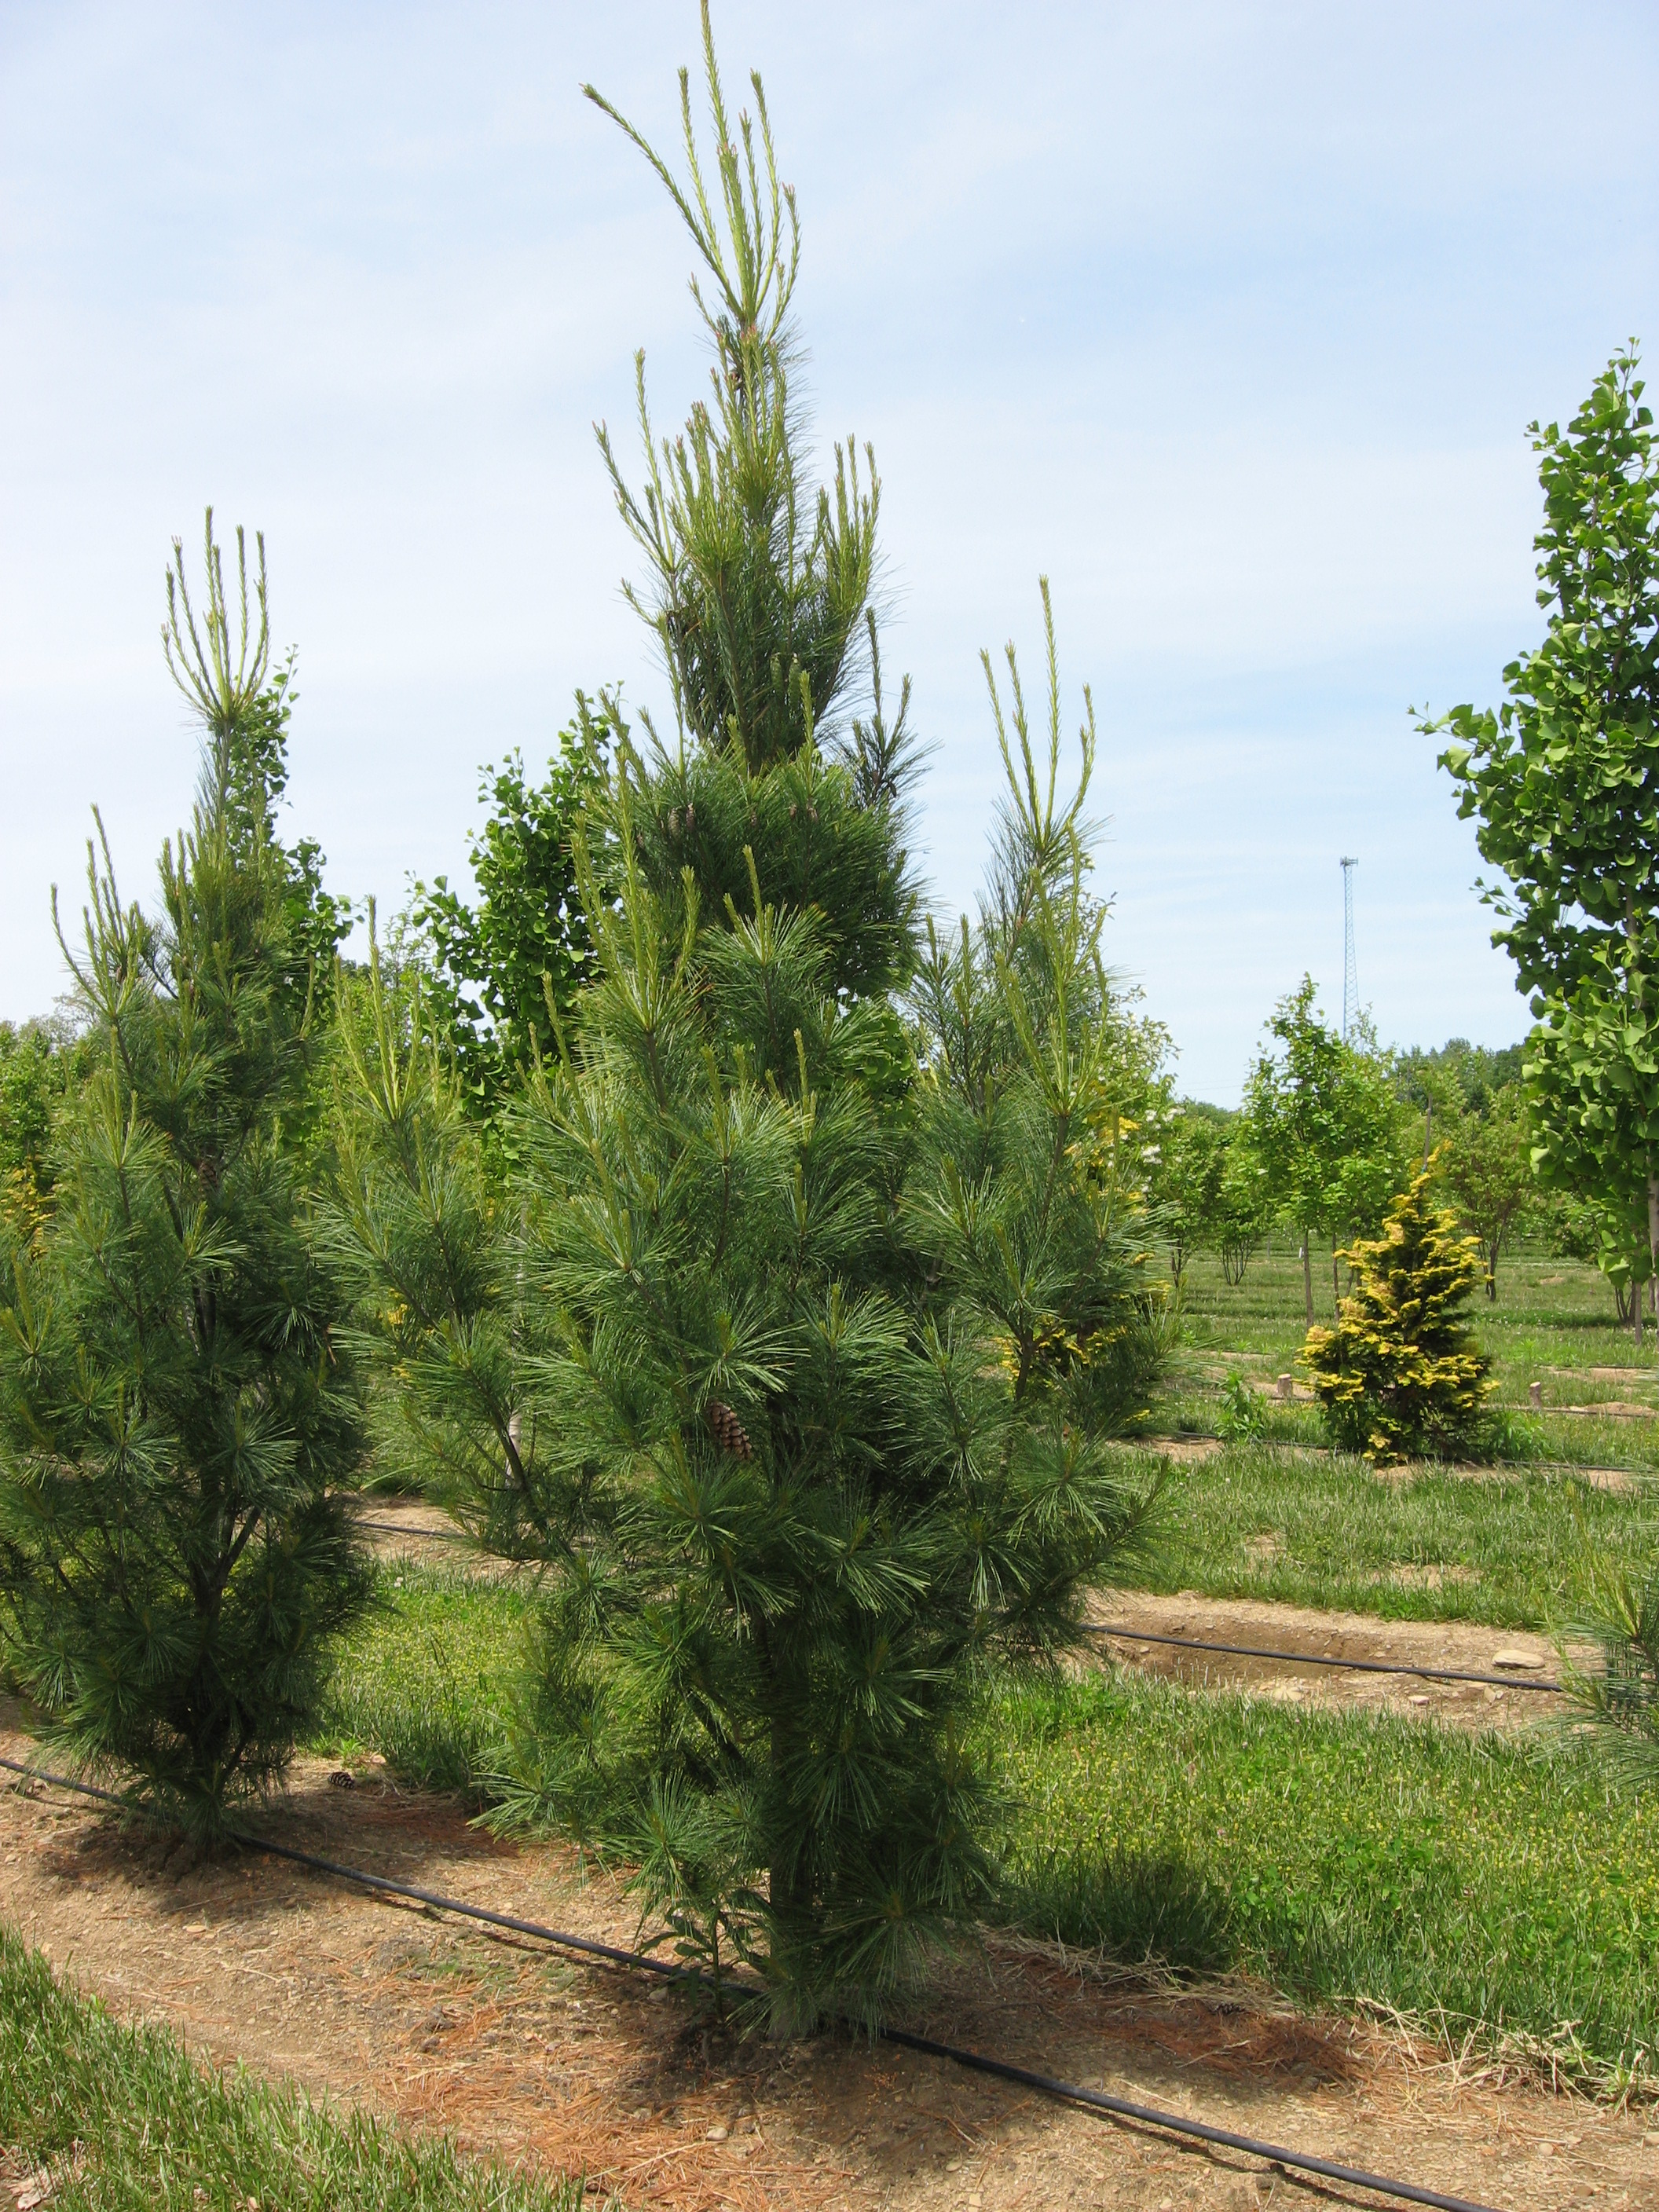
[769, 1708, 809, 1936]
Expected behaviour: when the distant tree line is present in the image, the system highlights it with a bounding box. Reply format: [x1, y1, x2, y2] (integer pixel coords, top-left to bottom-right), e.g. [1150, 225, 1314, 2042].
[1145, 992, 1557, 1321]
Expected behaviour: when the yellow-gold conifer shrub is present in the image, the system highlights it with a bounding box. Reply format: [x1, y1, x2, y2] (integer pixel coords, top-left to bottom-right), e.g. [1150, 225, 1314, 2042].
[1302, 1166, 1492, 1466]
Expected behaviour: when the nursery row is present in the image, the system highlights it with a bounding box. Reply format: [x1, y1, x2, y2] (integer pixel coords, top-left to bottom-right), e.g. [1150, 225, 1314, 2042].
[311, 1560, 1659, 2087]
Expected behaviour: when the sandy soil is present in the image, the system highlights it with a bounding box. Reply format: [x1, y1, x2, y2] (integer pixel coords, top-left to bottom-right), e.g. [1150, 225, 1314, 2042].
[1087, 1591, 1584, 1734]
[357, 1498, 535, 1577]
[2, 1705, 1656, 2211]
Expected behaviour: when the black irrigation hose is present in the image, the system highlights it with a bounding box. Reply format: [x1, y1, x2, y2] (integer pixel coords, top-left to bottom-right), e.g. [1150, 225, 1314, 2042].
[0, 1754, 683, 1979]
[878, 2026, 1504, 2212]
[0, 1752, 1506, 2212]
[359, 1516, 471, 1543]
[359, 1519, 1567, 1697]
[1088, 1625, 1565, 1695]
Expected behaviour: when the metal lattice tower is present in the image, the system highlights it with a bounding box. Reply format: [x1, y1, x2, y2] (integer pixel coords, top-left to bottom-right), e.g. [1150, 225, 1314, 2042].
[1340, 857, 1358, 1039]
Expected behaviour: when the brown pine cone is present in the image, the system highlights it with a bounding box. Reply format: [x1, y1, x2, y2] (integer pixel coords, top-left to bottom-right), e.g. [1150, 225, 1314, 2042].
[704, 1400, 753, 1461]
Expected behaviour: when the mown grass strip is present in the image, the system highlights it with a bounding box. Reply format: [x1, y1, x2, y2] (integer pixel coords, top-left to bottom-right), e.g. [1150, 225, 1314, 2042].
[312, 1562, 533, 1793]
[992, 1672, 1659, 2087]
[1136, 1440, 1656, 1629]
[0, 1921, 585, 2210]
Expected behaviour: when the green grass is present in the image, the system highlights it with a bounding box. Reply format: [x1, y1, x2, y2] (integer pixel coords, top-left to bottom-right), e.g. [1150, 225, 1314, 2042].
[991, 1670, 1659, 2087]
[315, 1572, 1659, 2086]
[1130, 1439, 1657, 1629]
[1126, 1241, 1659, 1627]
[1161, 1243, 1659, 1476]
[311, 1563, 532, 1793]
[0, 1921, 585, 2210]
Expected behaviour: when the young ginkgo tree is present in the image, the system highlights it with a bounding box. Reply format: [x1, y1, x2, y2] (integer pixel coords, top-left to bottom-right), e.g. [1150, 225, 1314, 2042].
[1432, 349, 1659, 1336]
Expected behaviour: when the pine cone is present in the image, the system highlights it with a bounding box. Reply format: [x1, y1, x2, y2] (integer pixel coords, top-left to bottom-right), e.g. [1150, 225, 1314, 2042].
[328, 1768, 357, 1791]
[704, 1400, 753, 1461]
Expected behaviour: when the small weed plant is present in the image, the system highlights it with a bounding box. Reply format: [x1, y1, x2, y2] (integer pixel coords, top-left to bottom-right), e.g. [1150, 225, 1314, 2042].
[1215, 1373, 1266, 1442]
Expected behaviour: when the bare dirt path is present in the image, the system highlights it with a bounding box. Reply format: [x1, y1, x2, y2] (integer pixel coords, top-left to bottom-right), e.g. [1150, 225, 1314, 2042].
[357, 1496, 531, 1577]
[1, 1704, 1654, 2210]
[1087, 1591, 1582, 1734]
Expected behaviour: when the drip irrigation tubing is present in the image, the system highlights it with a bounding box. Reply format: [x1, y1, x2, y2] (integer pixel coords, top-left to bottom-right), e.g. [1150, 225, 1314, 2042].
[360, 1516, 471, 1542]
[0, 1751, 1510, 2211]
[356, 1528, 1566, 1695]
[1087, 1625, 1565, 1694]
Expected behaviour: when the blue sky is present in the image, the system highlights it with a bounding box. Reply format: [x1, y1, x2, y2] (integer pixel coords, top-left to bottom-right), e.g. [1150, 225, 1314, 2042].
[2, 2, 1656, 1101]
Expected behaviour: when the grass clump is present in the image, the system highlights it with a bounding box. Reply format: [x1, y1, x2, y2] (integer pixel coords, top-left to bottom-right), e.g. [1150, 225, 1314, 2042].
[309, 1563, 529, 1793]
[1136, 1440, 1656, 1629]
[0, 1921, 584, 2210]
[991, 1671, 1659, 2088]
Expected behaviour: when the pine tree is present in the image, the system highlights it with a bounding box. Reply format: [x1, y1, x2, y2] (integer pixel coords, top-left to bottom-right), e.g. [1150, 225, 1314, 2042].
[584, 9, 920, 1000]
[1301, 1168, 1492, 1466]
[1567, 1567, 1659, 1792]
[339, 10, 1162, 2027]
[0, 516, 372, 1844]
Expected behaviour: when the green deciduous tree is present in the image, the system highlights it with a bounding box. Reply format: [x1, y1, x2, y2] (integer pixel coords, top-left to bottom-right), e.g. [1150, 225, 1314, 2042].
[0, 1020, 93, 1236]
[1302, 1170, 1492, 1466]
[337, 14, 1163, 2027]
[409, 724, 610, 1115]
[1214, 1130, 1271, 1286]
[1431, 348, 1659, 1339]
[1525, 983, 1658, 1335]
[1240, 979, 1408, 1324]
[1149, 1106, 1269, 1286]
[0, 517, 372, 1843]
[1393, 1038, 1525, 1121]
[1151, 1106, 1227, 1283]
[1429, 1082, 1535, 1302]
